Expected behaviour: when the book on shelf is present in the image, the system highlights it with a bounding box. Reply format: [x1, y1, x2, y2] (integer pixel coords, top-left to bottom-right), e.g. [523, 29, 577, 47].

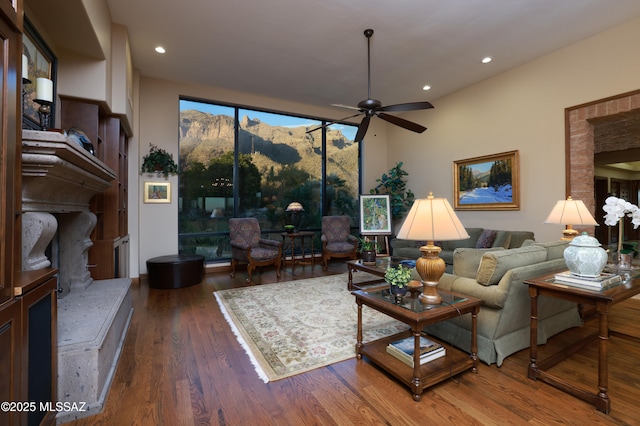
[553, 271, 622, 289]
[386, 335, 446, 367]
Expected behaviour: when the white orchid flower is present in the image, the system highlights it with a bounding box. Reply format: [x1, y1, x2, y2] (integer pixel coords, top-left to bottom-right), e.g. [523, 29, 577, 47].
[603, 196, 639, 226]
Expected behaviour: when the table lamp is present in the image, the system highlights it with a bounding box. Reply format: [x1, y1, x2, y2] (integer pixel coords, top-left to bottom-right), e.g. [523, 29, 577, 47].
[286, 201, 304, 231]
[544, 196, 598, 240]
[396, 193, 470, 304]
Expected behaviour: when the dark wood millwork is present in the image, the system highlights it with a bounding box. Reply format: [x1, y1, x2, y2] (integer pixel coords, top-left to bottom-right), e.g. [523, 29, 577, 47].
[1, 2, 58, 425]
[59, 262, 640, 425]
[59, 97, 130, 280]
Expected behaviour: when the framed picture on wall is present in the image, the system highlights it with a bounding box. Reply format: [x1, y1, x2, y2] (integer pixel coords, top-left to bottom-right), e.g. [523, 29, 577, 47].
[359, 194, 392, 235]
[453, 150, 520, 210]
[22, 17, 57, 130]
[144, 182, 171, 203]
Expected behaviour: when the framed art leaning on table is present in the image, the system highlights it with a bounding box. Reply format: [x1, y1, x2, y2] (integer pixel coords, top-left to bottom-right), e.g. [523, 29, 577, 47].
[359, 194, 392, 235]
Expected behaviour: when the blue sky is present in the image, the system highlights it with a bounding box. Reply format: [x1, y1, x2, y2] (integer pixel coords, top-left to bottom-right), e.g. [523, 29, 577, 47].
[180, 99, 357, 140]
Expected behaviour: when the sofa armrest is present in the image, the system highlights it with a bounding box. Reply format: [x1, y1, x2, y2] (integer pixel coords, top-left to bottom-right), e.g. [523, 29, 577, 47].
[452, 247, 505, 279]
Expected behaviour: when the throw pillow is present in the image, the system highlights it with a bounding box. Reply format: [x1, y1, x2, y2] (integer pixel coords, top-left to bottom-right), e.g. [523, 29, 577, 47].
[475, 229, 497, 248]
[476, 245, 547, 285]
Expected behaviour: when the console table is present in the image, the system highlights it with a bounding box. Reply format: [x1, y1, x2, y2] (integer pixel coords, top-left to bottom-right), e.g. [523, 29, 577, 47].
[525, 271, 640, 414]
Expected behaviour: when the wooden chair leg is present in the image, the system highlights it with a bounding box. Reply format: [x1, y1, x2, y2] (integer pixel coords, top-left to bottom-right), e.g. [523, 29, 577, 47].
[230, 259, 237, 278]
[246, 262, 254, 283]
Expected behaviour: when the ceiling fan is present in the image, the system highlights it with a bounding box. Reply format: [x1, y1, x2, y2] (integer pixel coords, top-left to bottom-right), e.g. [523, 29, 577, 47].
[308, 28, 434, 142]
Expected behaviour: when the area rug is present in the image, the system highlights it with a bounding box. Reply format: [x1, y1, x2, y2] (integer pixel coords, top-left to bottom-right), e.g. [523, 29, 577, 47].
[214, 272, 407, 382]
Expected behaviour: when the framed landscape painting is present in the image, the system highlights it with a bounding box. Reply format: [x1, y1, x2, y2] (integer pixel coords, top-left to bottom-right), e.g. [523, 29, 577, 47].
[360, 194, 392, 235]
[144, 182, 171, 203]
[453, 150, 520, 211]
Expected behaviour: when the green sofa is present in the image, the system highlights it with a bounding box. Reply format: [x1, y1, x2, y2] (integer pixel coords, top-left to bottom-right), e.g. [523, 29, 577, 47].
[391, 228, 535, 273]
[419, 240, 581, 366]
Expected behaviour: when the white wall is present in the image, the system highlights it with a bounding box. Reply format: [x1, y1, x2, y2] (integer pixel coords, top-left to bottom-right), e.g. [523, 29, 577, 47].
[135, 17, 640, 275]
[384, 17, 640, 243]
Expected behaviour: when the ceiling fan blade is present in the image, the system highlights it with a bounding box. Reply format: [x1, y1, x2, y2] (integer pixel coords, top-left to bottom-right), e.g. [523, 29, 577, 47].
[354, 116, 371, 142]
[306, 112, 363, 134]
[377, 112, 427, 133]
[380, 101, 434, 112]
[331, 103, 362, 111]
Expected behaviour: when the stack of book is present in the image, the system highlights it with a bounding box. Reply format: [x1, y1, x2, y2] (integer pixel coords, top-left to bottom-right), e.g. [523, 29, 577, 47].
[386, 335, 445, 367]
[553, 271, 622, 289]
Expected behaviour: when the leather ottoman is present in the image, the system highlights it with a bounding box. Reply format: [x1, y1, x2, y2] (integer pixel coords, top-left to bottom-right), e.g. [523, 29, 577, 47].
[146, 254, 204, 289]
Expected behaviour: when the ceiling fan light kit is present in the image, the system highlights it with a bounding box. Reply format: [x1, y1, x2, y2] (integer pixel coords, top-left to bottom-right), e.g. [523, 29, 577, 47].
[308, 28, 434, 142]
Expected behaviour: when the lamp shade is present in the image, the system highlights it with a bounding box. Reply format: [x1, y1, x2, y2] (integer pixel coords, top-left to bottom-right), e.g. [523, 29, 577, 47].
[396, 193, 470, 242]
[286, 202, 304, 212]
[544, 196, 598, 226]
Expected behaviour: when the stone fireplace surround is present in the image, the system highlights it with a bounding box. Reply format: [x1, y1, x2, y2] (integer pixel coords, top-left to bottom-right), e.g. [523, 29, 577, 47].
[21, 130, 133, 423]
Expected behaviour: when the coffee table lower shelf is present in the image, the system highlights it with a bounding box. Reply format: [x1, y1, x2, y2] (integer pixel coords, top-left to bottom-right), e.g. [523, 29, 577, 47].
[358, 331, 476, 401]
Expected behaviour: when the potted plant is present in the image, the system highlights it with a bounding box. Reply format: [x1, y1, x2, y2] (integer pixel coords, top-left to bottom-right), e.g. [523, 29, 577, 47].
[358, 236, 377, 263]
[370, 162, 415, 223]
[141, 143, 179, 177]
[284, 224, 295, 234]
[384, 264, 412, 301]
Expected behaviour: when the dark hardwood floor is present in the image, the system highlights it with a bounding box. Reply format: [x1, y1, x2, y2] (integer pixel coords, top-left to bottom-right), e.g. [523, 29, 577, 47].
[68, 260, 640, 425]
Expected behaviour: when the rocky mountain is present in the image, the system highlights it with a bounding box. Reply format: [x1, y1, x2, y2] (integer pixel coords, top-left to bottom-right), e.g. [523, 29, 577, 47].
[179, 109, 359, 193]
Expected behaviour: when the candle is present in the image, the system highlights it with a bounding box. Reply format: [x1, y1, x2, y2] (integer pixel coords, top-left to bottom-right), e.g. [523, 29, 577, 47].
[36, 77, 53, 102]
[22, 54, 28, 79]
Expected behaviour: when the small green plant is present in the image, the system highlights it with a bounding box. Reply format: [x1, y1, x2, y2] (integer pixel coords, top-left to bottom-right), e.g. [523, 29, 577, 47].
[358, 236, 377, 253]
[141, 143, 179, 177]
[370, 162, 415, 221]
[384, 264, 412, 288]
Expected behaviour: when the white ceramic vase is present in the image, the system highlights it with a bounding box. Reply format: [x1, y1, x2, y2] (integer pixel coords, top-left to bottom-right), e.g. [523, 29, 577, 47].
[563, 233, 608, 277]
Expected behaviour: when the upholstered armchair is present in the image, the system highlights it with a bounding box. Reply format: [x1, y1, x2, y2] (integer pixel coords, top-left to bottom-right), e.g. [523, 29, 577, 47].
[229, 218, 282, 282]
[321, 215, 358, 270]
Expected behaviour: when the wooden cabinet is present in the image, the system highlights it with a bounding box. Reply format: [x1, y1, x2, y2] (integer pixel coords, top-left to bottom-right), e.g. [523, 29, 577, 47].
[59, 97, 130, 280]
[15, 270, 58, 426]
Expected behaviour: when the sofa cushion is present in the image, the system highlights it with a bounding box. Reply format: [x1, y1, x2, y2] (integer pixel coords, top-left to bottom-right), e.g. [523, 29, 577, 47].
[476, 245, 547, 285]
[532, 240, 570, 261]
[508, 231, 535, 248]
[453, 247, 505, 279]
[492, 231, 511, 249]
[440, 228, 484, 251]
[475, 229, 497, 248]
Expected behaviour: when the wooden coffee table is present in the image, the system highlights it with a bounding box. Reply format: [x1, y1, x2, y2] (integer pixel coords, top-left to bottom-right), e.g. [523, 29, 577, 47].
[525, 271, 640, 414]
[353, 286, 481, 401]
[346, 257, 411, 290]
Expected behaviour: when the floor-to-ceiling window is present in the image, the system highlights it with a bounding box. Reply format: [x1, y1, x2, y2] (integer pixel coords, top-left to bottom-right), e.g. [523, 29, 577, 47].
[178, 98, 360, 262]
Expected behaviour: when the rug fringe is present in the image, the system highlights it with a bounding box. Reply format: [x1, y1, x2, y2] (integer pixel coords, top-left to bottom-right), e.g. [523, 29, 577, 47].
[214, 292, 271, 383]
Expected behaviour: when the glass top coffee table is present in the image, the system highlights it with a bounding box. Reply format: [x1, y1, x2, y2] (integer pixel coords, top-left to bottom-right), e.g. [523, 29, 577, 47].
[346, 256, 414, 291]
[353, 286, 481, 401]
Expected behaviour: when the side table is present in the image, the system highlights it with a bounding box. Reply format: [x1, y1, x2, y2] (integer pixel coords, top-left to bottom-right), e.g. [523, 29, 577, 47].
[280, 231, 315, 269]
[525, 271, 640, 414]
[353, 287, 481, 401]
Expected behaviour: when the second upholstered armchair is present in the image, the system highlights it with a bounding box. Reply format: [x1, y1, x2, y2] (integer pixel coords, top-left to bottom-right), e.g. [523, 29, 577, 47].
[320, 215, 358, 270]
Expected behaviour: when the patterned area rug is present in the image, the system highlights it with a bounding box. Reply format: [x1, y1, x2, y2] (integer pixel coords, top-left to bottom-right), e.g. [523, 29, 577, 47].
[214, 272, 407, 382]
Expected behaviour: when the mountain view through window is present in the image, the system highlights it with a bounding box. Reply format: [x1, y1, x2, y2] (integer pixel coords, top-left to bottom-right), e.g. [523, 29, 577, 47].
[178, 99, 360, 262]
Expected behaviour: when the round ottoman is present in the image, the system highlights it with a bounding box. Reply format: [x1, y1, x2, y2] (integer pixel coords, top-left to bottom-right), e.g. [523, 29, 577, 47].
[146, 254, 204, 289]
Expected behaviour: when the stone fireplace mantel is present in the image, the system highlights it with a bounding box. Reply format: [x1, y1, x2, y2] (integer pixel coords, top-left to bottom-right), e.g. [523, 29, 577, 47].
[22, 129, 116, 213]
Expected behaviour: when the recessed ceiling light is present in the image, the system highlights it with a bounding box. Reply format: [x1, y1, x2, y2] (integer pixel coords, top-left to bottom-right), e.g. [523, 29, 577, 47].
[482, 57, 492, 64]
[155, 46, 166, 54]
[422, 85, 431, 91]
